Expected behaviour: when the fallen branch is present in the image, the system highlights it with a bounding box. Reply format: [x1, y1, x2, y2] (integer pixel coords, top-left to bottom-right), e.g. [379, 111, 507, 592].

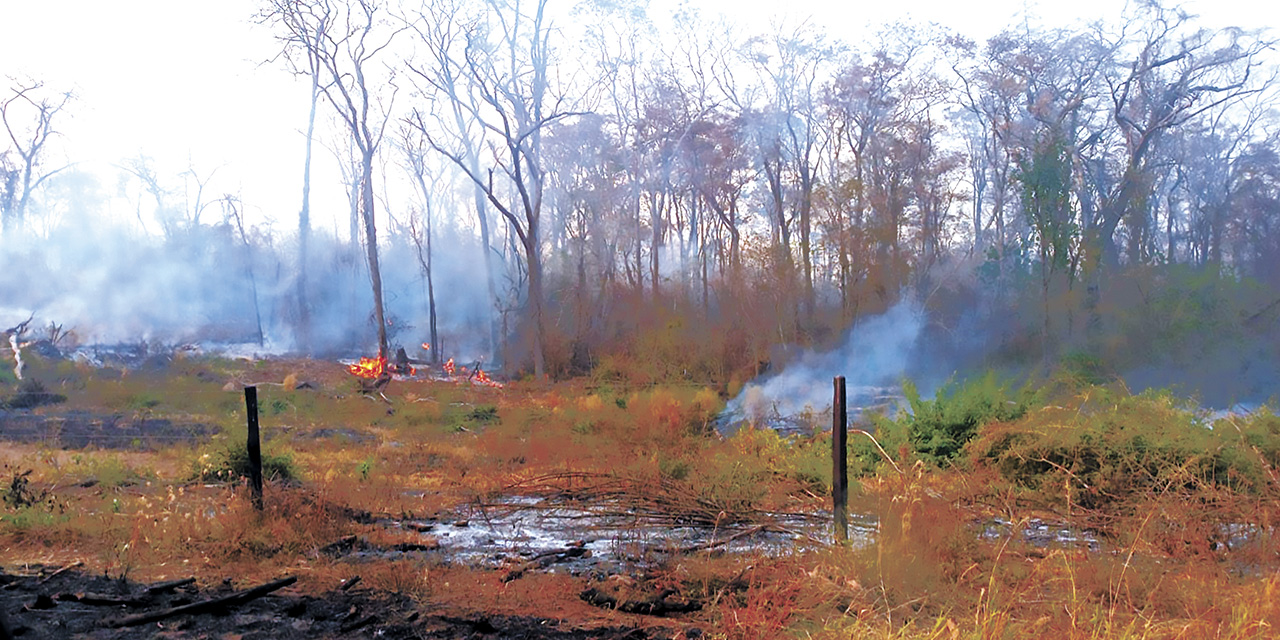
[144, 577, 196, 594]
[339, 575, 361, 592]
[340, 614, 378, 633]
[36, 560, 83, 585]
[61, 592, 151, 607]
[102, 575, 297, 628]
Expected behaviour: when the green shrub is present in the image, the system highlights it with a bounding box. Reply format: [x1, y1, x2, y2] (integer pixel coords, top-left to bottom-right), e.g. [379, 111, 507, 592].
[192, 442, 299, 484]
[124, 392, 162, 410]
[863, 373, 1034, 469]
[75, 454, 152, 488]
[970, 388, 1277, 510]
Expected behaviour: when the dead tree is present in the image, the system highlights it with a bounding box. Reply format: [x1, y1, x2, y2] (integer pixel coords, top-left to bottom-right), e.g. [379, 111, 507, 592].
[264, 0, 402, 362]
[405, 0, 581, 378]
[259, 0, 336, 354]
[1, 79, 73, 234]
[5, 315, 33, 381]
[401, 129, 440, 365]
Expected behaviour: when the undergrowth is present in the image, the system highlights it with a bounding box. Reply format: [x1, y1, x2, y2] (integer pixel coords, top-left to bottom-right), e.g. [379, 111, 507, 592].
[3, 355, 1280, 639]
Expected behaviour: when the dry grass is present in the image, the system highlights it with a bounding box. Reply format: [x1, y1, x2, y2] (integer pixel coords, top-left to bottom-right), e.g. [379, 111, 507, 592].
[4, 356, 1280, 638]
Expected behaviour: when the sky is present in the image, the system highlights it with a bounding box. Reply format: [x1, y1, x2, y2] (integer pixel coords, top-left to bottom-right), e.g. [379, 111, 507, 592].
[1, 0, 1274, 237]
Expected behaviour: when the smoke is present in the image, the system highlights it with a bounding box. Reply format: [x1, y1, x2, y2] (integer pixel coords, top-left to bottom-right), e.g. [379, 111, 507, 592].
[0, 200, 497, 361]
[720, 298, 926, 433]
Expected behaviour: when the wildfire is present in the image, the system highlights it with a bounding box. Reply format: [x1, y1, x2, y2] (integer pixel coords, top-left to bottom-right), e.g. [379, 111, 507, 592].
[440, 357, 503, 387]
[347, 356, 386, 379]
[473, 368, 498, 386]
[421, 342, 431, 351]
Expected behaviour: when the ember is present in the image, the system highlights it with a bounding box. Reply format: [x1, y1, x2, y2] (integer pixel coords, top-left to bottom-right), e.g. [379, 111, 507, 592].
[348, 356, 386, 379]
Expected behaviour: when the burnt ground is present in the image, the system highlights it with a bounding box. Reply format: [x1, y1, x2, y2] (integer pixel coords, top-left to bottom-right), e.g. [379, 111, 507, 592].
[0, 567, 676, 639]
[0, 410, 215, 450]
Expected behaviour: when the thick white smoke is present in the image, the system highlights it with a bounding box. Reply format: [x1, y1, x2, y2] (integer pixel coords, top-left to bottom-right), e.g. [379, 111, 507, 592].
[720, 299, 925, 433]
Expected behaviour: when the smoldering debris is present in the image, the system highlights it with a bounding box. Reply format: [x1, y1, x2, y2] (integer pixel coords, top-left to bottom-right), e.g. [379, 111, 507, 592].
[718, 300, 924, 436]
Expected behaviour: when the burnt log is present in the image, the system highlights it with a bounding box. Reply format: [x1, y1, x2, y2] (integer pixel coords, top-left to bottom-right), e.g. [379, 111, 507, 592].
[102, 576, 297, 628]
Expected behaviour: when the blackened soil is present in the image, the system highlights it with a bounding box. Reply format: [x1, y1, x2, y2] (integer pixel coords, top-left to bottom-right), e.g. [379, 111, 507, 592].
[0, 410, 216, 449]
[0, 569, 661, 639]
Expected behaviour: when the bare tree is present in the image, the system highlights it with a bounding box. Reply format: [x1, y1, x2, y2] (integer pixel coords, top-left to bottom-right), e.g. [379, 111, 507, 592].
[740, 22, 835, 319]
[221, 194, 265, 346]
[1093, 4, 1274, 267]
[400, 127, 440, 364]
[260, 0, 336, 354]
[406, 0, 579, 378]
[402, 0, 502, 364]
[265, 0, 401, 362]
[1, 79, 73, 235]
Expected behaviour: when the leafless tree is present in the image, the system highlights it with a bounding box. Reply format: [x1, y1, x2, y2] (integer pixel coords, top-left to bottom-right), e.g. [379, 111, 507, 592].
[405, 0, 580, 378]
[1, 78, 73, 235]
[1093, 3, 1274, 267]
[400, 127, 440, 364]
[401, 0, 502, 364]
[264, 0, 401, 362]
[260, 0, 337, 354]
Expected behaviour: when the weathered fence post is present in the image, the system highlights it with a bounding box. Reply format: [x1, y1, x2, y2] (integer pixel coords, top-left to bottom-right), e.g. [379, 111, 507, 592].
[833, 376, 848, 543]
[244, 385, 264, 511]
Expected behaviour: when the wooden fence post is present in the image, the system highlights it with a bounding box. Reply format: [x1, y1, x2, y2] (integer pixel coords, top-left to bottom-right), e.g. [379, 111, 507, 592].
[244, 386, 264, 511]
[833, 376, 848, 543]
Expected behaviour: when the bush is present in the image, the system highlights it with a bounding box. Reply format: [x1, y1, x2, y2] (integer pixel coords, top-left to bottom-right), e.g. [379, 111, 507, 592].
[969, 388, 1278, 511]
[193, 441, 299, 484]
[863, 373, 1033, 469]
[3, 378, 66, 409]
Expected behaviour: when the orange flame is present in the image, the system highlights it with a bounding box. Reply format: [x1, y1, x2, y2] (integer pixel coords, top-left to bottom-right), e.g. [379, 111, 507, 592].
[347, 356, 386, 379]
[421, 342, 431, 351]
[443, 358, 455, 376]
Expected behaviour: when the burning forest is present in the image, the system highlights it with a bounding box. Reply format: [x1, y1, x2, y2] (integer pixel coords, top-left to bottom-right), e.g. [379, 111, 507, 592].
[3, 0, 1280, 638]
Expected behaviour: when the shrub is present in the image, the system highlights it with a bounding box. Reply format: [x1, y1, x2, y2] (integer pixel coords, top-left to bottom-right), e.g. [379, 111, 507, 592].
[863, 373, 1033, 469]
[192, 441, 299, 484]
[969, 388, 1278, 511]
[3, 378, 67, 409]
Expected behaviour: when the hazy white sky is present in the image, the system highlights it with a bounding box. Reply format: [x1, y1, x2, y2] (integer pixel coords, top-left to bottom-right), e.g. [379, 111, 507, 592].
[0, 0, 1273, 235]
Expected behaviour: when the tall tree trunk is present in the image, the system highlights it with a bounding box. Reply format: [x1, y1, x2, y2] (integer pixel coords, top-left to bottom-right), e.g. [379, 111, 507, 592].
[296, 70, 319, 354]
[525, 233, 547, 378]
[798, 164, 814, 319]
[359, 153, 388, 361]
[650, 190, 662, 299]
[469, 166, 502, 366]
[425, 215, 439, 365]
